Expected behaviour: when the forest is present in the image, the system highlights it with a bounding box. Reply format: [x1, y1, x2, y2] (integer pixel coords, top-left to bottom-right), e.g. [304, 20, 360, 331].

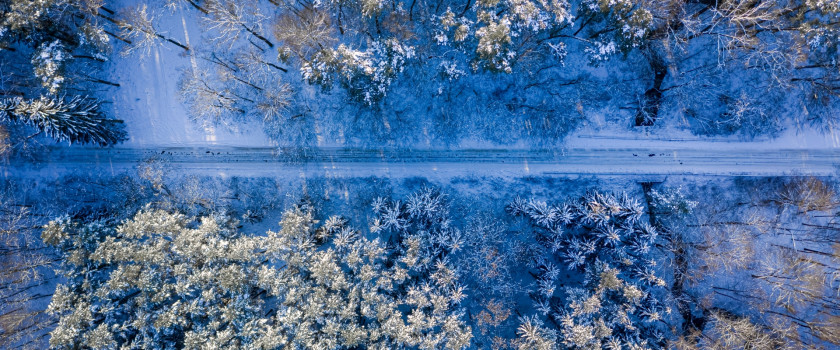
[2, 0, 840, 349]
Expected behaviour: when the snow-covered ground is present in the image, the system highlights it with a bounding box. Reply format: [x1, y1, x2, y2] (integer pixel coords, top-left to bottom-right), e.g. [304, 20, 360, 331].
[80, 33, 840, 180]
[109, 36, 840, 151]
[94, 1, 840, 154]
[7, 145, 839, 178]
[100, 3, 272, 147]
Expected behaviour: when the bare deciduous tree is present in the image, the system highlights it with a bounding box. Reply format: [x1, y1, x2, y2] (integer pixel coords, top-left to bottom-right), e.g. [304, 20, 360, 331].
[274, 5, 337, 62]
[111, 4, 189, 57]
[777, 177, 837, 213]
[178, 67, 244, 127]
[0, 186, 54, 349]
[203, 0, 274, 49]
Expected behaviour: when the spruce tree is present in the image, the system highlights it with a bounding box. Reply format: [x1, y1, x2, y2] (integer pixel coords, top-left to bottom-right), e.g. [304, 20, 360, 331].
[0, 96, 125, 146]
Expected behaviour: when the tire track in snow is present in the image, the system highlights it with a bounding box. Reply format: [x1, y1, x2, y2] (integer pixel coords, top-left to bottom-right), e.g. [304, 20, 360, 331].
[6, 147, 840, 177]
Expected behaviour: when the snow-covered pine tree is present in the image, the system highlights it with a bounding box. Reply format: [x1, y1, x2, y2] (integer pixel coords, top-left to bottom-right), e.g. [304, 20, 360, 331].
[43, 211, 270, 349]
[514, 315, 559, 350]
[508, 190, 673, 349]
[44, 190, 473, 349]
[1, 0, 109, 90]
[1, 0, 123, 147]
[0, 96, 125, 145]
[271, 1, 416, 105]
[300, 39, 415, 105]
[435, 0, 574, 73]
[650, 185, 697, 217]
[369, 187, 464, 259]
[578, 0, 653, 61]
[30, 40, 69, 94]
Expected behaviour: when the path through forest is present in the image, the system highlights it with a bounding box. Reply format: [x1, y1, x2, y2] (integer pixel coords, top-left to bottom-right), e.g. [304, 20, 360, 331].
[6, 146, 839, 178]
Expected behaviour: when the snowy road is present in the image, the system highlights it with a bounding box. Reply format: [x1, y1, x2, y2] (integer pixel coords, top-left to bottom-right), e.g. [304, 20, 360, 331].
[5, 146, 839, 178]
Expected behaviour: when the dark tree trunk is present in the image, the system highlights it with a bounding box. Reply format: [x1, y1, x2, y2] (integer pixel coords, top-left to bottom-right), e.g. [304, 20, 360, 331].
[636, 59, 667, 126]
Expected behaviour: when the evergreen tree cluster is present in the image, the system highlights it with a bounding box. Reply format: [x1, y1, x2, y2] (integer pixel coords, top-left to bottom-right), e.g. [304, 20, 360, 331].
[507, 191, 673, 349]
[1, 0, 124, 146]
[43, 187, 675, 349]
[43, 193, 473, 349]
[34, 183, 840, 349]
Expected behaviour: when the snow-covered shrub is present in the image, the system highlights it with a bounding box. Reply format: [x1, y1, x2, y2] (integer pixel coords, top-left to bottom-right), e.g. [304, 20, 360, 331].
[439, 60, 467, 81]
[508, 190, 672, 349]
[650, 186, 698, 216]
[436, 9, 473, 46]
[713, 92, 782, 137]
[474, 298, 514, 342]
[360, 0, 386, 17]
